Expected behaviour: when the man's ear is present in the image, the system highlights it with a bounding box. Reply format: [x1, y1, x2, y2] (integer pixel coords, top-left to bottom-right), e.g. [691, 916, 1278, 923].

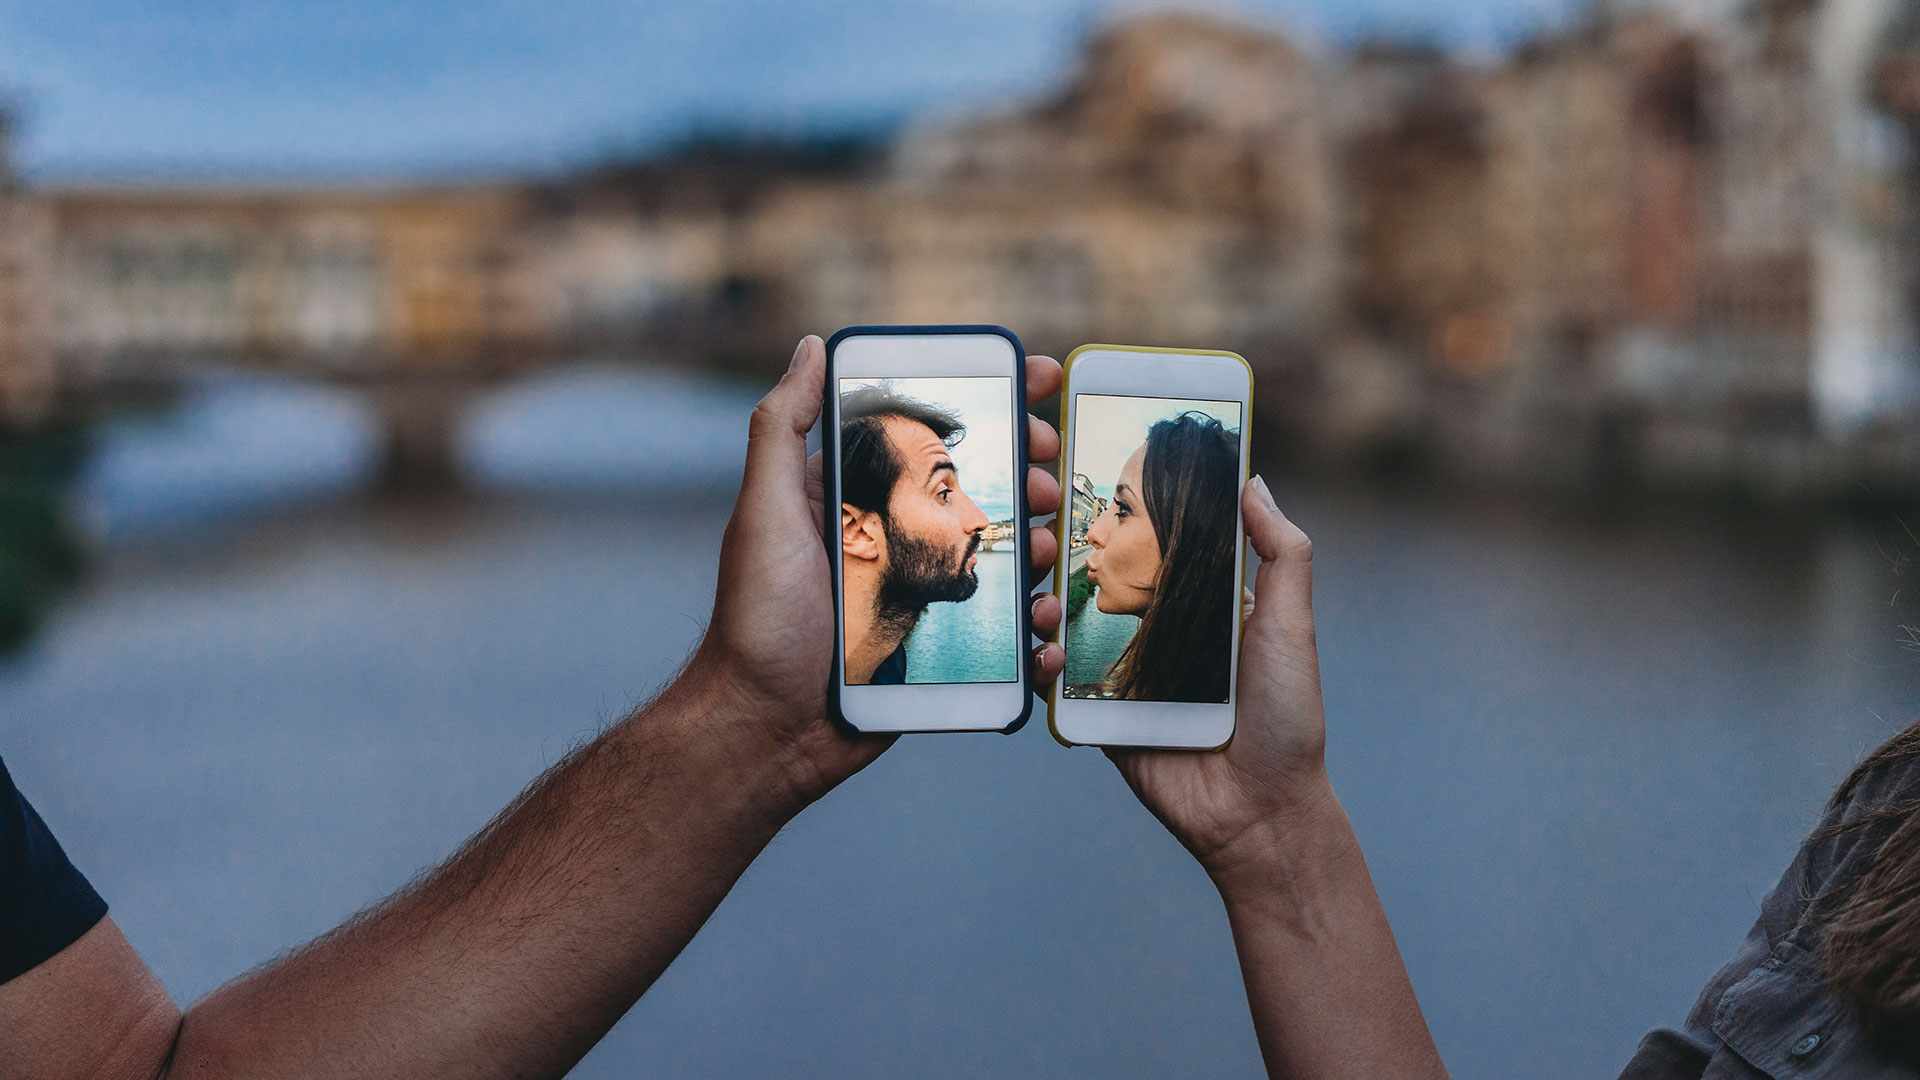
[841, 504, 885, 562]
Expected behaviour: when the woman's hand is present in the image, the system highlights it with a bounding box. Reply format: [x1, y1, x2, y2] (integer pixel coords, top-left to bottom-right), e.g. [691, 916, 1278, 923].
[1104, 482, 1448, 1079]
[1105, 475, 1332, 879]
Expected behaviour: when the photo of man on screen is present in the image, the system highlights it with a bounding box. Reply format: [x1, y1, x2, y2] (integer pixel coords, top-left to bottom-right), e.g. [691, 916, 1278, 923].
[839, 379, 1017, 685]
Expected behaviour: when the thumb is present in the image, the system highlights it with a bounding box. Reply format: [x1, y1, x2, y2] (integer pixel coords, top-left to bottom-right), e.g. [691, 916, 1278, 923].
[741, 336, 825, 507]
[1242, 476, 1315, 641]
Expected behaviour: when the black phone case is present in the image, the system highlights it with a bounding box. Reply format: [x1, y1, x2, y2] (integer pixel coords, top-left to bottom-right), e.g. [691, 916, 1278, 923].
[823, 325, 1033, 735]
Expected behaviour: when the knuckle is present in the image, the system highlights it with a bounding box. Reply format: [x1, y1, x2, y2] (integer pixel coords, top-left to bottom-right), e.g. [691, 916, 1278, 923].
[747, 397, 783, 437]
[1282, 528, 1313, 564]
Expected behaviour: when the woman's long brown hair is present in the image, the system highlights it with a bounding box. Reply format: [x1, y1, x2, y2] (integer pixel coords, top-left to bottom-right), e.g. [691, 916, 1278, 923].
[1818, 720, 1920, 1062]
[1105, 412, 1240, 702]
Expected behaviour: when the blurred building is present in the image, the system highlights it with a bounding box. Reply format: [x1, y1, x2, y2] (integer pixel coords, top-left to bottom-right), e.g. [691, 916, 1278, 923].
[1324, 0, 1920, 493]
[1883, 11, 1920, 126]
[1068, 473, 1105, 543]
[1467, 11, 1724, 483]
[534, 14, 1340, 369]
[536, 137, 880, 365]
[45, 183, 548, 388]
[0, 110, 56, 415]
[1313, 42, 1499, 460]
[1613, 0, 1919, 491]
[1777, 0, 1918, 437]
[1335, 42, 1497, 370]
[6, 3, 1919, 497]
[817, 14, 1341, 358]
[1882, 8, 1920, 381]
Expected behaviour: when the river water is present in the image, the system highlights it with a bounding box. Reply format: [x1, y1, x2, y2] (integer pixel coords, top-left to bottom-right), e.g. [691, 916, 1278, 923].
[1061, 577, 1141, 696]
[904, 549, 1021, 684]
[4, 366, 1919, 1079]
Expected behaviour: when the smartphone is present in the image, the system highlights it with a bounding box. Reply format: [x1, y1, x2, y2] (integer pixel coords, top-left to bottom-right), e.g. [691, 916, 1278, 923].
[1048, 344, 1251, 749]
[825, 326, 1033, 734]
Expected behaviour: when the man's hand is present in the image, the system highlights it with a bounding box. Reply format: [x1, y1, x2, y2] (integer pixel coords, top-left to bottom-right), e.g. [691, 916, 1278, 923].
[1104, 476, 1331, 875]
[689, 335, 1066, 814]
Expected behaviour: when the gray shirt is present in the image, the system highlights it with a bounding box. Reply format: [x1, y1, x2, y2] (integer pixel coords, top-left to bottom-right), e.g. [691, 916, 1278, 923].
[1618, 752, 1920, 1078]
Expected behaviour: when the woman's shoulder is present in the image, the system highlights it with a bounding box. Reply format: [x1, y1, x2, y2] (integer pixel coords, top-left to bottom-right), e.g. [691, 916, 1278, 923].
[1625, 728, 1920, 1080]
[1801, 726, 1920, 901]
[1685, 726, 1920, 972]
[1828, 728, 1920, 825]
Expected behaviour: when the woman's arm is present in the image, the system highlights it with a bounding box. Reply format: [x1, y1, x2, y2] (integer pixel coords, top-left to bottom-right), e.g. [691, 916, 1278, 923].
[1106, 477, 1448, 1079]
[1209, 789, 1445, 1078]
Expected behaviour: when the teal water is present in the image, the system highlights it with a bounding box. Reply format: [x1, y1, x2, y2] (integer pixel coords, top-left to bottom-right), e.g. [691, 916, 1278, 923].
[1062, 589, 1139, 697]
[903, 549, 1020, 683]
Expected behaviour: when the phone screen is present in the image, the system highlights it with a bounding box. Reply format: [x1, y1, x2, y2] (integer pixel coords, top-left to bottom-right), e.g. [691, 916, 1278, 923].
[1062, 394, 1243, 703]
[838, 375, 1021, 686]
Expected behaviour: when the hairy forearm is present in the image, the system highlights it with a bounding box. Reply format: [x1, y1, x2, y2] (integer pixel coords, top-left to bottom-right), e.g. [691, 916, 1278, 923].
[1211, 789, 1448, 1080]
[167, 671, 797, 1080]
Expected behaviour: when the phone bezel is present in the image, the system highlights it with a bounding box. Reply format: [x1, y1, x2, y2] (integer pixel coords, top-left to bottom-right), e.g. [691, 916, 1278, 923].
[825, 325, 1034, 734]
[1048, 344, 1251, 750]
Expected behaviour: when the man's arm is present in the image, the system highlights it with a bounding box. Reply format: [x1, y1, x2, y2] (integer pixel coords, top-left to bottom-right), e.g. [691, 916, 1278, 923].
[0, 919, 177, 1080]
[0, 334, 1069, 1080]
[168, 674, 823, 1078]
[5, 676, 813, 1080]
[1100, 477, 1448, 1079]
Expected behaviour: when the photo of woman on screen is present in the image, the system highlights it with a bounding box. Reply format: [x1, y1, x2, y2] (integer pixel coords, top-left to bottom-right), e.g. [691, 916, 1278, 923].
[1065, 402, 1241, 703]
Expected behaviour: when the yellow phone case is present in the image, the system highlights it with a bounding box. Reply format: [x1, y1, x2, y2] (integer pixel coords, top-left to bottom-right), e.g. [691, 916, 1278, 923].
[1046, 343, 1254, 750]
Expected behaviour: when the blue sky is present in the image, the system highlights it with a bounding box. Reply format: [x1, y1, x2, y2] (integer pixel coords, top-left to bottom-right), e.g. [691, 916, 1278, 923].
[1, 0, 1576, 179]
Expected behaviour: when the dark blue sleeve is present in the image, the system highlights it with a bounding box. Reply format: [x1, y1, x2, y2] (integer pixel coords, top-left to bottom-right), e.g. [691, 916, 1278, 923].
[1616, 1028, 1714, 1079]
[0, 756, 108, 984]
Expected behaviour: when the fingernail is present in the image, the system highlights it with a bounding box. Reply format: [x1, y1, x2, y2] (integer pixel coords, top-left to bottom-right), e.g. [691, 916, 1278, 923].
[1251, 474, 1278, 511]
[788, 338, 809, 374]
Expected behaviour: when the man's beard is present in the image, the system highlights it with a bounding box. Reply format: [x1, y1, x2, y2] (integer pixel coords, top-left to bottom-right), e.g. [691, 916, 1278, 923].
[876, 520, 980, 624]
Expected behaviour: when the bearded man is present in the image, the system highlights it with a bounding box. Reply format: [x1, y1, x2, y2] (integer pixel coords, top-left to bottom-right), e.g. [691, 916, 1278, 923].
[838, 384, 990, 684]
